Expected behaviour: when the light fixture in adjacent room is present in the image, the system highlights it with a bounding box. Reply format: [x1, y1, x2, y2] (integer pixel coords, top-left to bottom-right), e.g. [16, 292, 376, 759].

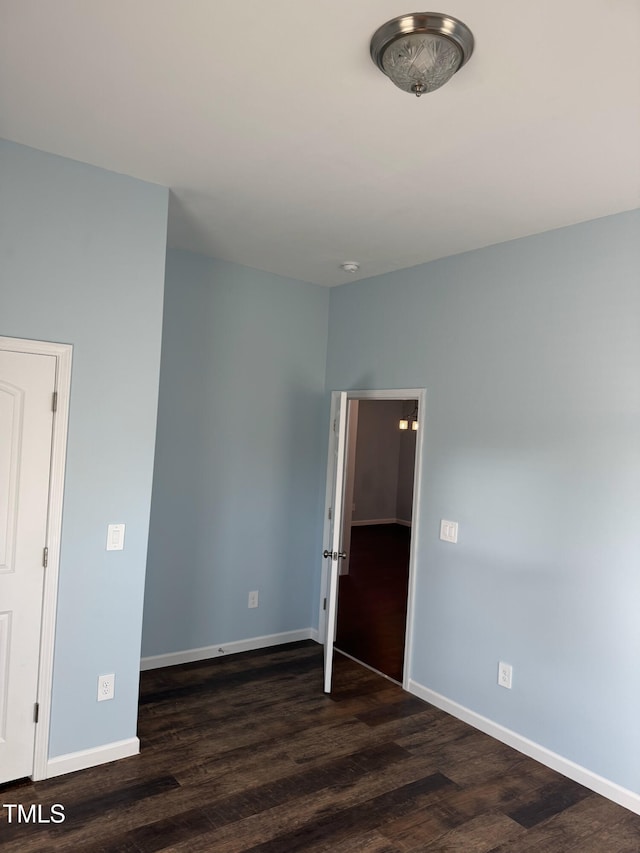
[370, 12, 474, 97]
[341, 261, 360, 273]
[399, 403, 419, 431]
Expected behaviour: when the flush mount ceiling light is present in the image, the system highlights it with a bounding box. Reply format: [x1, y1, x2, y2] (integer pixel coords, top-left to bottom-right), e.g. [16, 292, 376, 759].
[370, 12, 474, 97]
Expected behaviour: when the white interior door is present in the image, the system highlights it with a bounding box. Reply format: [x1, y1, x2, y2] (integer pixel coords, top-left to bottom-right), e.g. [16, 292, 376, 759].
[0, 350, 56, 783]
[323, 391, 348, 693]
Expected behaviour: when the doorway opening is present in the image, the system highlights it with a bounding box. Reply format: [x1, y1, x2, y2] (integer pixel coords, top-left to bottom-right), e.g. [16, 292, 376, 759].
[320, 389, 424, 693]
[335, 399, 417, 683]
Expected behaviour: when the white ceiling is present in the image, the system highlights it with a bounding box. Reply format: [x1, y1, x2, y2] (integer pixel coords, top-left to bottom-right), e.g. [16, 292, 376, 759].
[1, 1, 639, 286]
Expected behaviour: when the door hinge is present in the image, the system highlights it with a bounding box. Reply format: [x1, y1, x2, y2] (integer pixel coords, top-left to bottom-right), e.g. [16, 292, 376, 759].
[328, 507, 332, 520]
[34, 703, 39, 724]
[43, 547, 48, 568]
[333, 418, 336, 433]
[323, 598, 327, 611]
[52, 391, 58, 412]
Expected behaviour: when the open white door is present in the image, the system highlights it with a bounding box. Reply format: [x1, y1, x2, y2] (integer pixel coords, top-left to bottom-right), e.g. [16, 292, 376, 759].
[323, 391, 348, 693]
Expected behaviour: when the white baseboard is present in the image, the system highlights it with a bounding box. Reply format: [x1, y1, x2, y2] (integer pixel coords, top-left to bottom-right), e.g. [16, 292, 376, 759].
[309, 628, 320, 643]
[46, 737, 139, 779]
[351, 518, 412, 527]
[140, 628, 315, 671]
[408, 679, 640, 816]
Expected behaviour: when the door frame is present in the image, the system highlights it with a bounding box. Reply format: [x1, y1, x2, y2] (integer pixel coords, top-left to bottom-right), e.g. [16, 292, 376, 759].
[0, 336, 72, 781]
[318, 388, 426, 691]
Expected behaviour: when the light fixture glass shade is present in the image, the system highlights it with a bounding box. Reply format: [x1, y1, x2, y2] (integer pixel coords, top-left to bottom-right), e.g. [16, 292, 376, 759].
[399, 419, 409, 430]
[371, 13, 474, 97]
[412, 420, 419, 431]
[381, 33, 461, 95]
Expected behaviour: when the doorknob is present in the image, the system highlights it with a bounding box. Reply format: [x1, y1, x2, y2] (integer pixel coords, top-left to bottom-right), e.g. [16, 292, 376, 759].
[323, 549, 332, 558]
[323, 549, 347, 560]
[338, 552, 347, 559]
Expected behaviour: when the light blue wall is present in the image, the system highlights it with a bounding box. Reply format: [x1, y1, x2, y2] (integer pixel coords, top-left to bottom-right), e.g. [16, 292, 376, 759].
[0, 140, 168, 757]
[142, 251, 329, 656]
[326, 210, 640, 794]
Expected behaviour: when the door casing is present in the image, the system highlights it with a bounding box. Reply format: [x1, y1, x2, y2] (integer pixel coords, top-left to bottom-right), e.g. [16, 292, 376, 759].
[0, 336, 72, 780]
[319, 388, 426, 691]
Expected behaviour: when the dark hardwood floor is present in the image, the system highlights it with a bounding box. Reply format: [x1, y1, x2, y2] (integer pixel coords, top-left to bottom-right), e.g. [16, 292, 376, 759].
[1, 641, 639, 851]
[336, 524, 411, 682]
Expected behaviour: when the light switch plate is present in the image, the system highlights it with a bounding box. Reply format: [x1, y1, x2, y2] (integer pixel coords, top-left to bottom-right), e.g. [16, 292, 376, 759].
[439, 519, 458, 543]
[106, 523, 125, 551]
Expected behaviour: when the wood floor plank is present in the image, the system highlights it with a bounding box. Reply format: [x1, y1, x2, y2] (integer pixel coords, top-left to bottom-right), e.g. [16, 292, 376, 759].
[378, 801, 462, 850]
[416, 812, 525, 852]
[573, 811, 640, 853]
[166, 772, 457, 853]
[355, 695, 431, 728]
[153, 764, 451, 852]
[304, 828, 403, 853]
[241, 773, 456, 852]
[506, 778, 592, 829]
[486, 793, 637, 853]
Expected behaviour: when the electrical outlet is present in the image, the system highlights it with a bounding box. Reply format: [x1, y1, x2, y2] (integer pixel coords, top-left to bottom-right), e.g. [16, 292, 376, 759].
[97, 673, 115, 701]
[248, 590, 259, 609]
[498, 661, 513, 689]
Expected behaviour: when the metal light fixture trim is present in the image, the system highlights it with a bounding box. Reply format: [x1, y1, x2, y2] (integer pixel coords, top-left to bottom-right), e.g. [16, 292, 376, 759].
[370, 12, 474, 97]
